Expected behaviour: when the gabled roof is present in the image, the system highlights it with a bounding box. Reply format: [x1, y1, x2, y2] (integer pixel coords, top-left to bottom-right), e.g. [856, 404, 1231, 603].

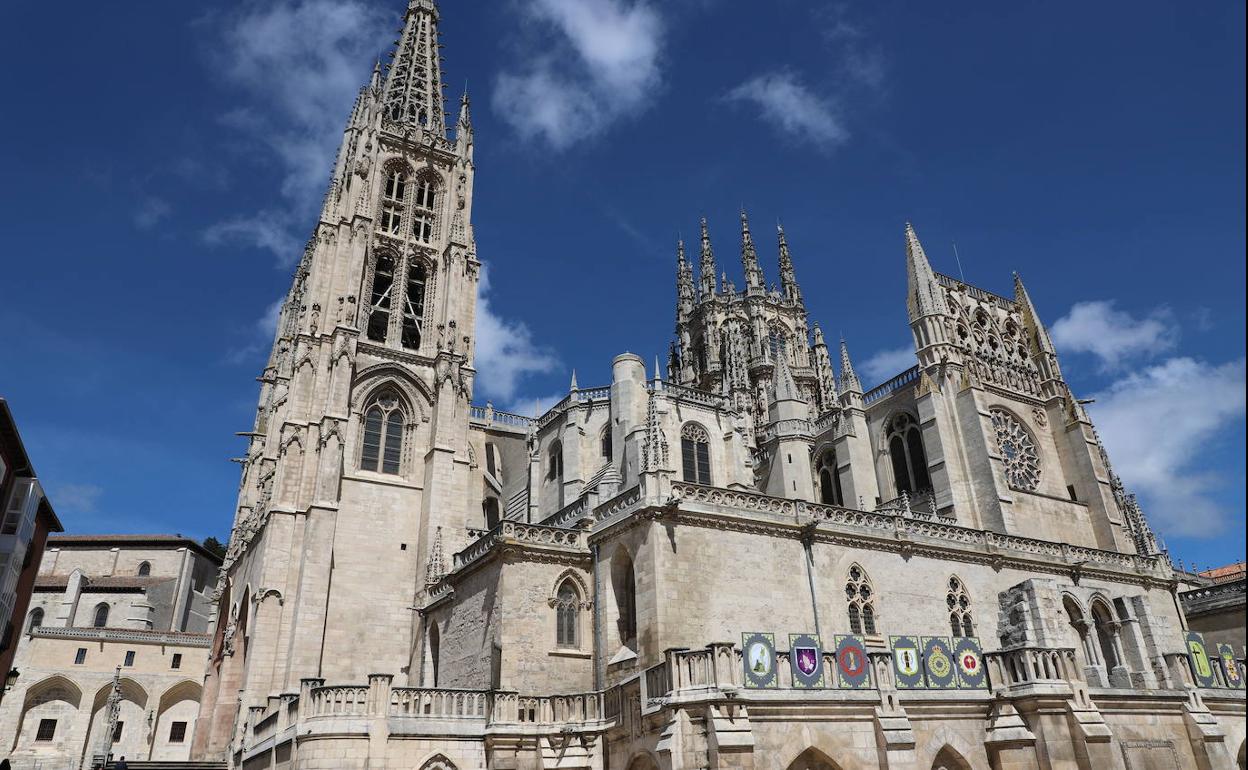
[47, 534, 223, 564]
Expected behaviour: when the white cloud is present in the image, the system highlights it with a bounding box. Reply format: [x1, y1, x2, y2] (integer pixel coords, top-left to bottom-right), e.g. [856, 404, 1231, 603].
[134, 197, 172, 230]
[203, 212, 302, 265]
[492, 0, 664, 149]
[225, 297, 286, 365]
[859, 346, 914, 384]
[51, 483, 104, 515]
[203, 0, 390, 261]
[1089, 356, 1246, 538]
[1051, 300, 1178, 370]
[725, 72, 848, 151]
[473, 266, 560, 404]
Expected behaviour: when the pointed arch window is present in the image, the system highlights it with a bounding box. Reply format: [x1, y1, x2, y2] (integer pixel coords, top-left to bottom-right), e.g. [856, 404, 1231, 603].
[845, 565, 878, 635]
[401, 261, 427, 349]
[946, 576, 974, 637]
[412, 176, 437, 244]
[816, 448, 844, 506]
[361, 392, 405, 475]
[137, 561, 151, 577]
[482, 497, 500, 530]
[554, 579, 581, 649]
[366, 252, 396, 343]
[601, 427, 613, 460]
[380, 170, 406, 235]
[612, 551, 637, 652]
[681, 423, 711, 485]
[885, 413, 930, 495]
[92, 603, 110, 628]
[27, 607, 43, 632]
[547, 441, 564, 481]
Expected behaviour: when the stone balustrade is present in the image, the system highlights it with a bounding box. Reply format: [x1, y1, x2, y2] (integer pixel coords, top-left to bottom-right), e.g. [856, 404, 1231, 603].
[984, 647, 1080, 691]
[390, 688, 489, 719]
[491, 691, 606, 724]
[451, 520, 583, 570]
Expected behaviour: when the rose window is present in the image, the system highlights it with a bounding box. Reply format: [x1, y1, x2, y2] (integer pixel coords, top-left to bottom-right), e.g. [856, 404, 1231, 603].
[989, 408, 1040, 491]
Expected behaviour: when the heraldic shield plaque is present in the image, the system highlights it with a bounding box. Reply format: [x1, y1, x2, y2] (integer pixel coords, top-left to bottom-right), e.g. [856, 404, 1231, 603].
[889, 635, 924, 690]
[1217, 643, 1243, 689]
[953, 637, 986, 689]
[922, 636, 957, 689]
[833, 635, 871, 689]
[789, 633, 825, 689]
[742, 632, 779, 688]
[1185, 632, 1218, 689]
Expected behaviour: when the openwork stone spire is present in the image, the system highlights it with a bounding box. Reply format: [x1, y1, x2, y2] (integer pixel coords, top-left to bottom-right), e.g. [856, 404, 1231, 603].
[676, 239, 695, 319]
[641, 389, 669, 472]
[740, 210, 766, 292]
[812, 325, 838, 408]
[906, 222, 947, 320]
[383, 0, 446, 134]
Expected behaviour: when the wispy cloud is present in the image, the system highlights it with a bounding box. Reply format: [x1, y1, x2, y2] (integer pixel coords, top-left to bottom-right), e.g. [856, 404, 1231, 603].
[50, 483, 104, 515]
[224, 297, 285, 365]
[1089, 357, 1245, 538]
[1051, 300, 1178, 370]
[492, 0, 664, 149]
[726, 72, 848, 152]
[859, 345, 914, 384]
[134, 197, 173, 231]
[474, 266, 561, 404]
[201, 0, 390, 263]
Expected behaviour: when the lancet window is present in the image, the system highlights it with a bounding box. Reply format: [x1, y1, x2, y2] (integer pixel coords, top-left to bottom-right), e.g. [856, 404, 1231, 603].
[27, 607, 43, 631]
[554, 579, 581, 649]
[816, 448, 844, 506]
[361, 391, 405, 475]
[380, 170, 406, 235]
[885, 413, 930, 495]
[947, 576, 974, 637]
[845, 565, 877, 635]
[366, 252, 396, 343]
[412, 176, 437, 244]
[401, 261, 428, 350]
[92, 603, 110, 628]
[547, 442, 564, 481]
[681, 423, 711, 485]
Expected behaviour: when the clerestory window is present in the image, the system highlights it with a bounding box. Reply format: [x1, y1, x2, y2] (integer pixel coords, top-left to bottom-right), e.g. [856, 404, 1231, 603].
[681, 423, 711, 485]
[885, 413, 930, 496]
[816, 448, 844, 506]
[361, 392, 405, 475]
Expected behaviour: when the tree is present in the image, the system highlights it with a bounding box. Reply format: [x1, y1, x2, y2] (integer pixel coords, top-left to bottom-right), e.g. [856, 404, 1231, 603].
[202, 537, 226, 559]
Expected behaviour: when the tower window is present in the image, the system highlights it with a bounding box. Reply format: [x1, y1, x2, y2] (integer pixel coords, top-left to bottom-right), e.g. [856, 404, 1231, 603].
[681, 423, 712, 485]
[361, 391, 405, 475]
[413, 178, 436, 210]
[816, 448, 844, 506]
[885, 413, 930, 495]
[366, 252, 396, 343]
[401, 262, 427, 349]
[379, 170, 406, 235]
[413, 212, 434, 243]
[845, 565, 878, 635]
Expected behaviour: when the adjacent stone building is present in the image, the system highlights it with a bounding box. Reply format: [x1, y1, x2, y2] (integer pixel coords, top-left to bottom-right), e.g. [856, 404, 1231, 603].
[1182, 563, 1247, 655]
[192, 2, 1246, 768]
[0, 535, 221, 768]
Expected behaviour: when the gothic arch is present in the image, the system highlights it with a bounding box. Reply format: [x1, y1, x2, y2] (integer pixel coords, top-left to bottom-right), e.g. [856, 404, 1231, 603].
[625, 753, 660, 770]
[416, 752, 457, 770]
[783, 746, 845, 770]
[13, 675, 83, 752]
[351, 363, 433, 421]
[931, 744, 974, 770]
[844, 563, 879, 636]
[547, 569, 591, 608]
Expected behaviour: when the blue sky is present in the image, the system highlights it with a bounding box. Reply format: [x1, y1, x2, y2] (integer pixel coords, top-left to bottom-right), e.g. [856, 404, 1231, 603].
[0, 0, 1243, 568]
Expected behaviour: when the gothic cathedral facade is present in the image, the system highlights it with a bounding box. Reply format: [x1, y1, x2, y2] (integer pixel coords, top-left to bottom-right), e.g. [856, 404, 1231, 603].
[193, 3, 1246, 769]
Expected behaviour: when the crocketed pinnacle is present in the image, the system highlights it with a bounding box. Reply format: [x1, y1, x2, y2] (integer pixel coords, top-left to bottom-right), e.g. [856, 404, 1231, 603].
[906, 222, 947, 320]
[777, 224, 802, 302]
[698, 217, 717, 299]
[740, 210, 765, 292]
[839, 338, 862, 394]
[676, 239, 695, 317]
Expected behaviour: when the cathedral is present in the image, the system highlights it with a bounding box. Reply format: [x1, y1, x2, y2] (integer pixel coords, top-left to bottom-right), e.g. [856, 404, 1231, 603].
[190, 2, 1246, 769]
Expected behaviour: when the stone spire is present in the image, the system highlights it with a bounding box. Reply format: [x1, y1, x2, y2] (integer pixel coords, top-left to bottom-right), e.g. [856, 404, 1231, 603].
[777, 224, 802, 302]
[812, 325, 838, 409]
[676, 239, 695, 319]
[839, 338, 862, 394]
[382, 0, 447, 135]
[424, 526, 445, 587]
[906, 222, 947, 321]
[698, 217, 717, 299]
[740, 210, 766, 293]
[1013, 272, 1056, 355]
[772, 353, 801, 404]
[455, 90, 473, 157]
[641, 388, 669, 472]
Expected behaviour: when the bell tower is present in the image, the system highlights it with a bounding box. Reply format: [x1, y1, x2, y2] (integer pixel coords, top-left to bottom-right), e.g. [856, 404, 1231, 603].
[194, 0, 480, 758]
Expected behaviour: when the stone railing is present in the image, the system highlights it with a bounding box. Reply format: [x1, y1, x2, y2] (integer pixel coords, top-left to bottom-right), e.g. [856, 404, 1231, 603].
[864, 366, 920, 405]
[491, 691, 606, 724]
[451, 520, 584, 570]
[390, 688, 489, 719]
[984, 647, 1080, 691]
[30, 626, 213, 648]
[468, 404, 534, 430]
[936, 272, 1015, 311]
[670, 482, 797, 517]
[652, 380, 728, 408]
[594, 485, 643, 524]
[541, 497, 590, 529]
[306, 684, 371, 717]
